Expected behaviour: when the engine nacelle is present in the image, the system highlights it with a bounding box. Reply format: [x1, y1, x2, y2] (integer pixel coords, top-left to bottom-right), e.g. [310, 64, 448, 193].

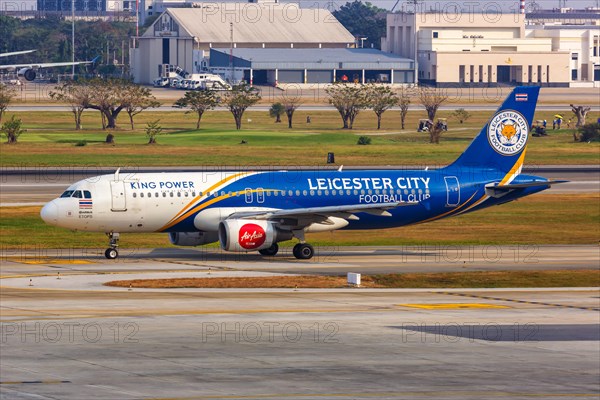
[218, 219, 291, 252]
[17, 68, 36, 81]
[168, 231, 218, 246]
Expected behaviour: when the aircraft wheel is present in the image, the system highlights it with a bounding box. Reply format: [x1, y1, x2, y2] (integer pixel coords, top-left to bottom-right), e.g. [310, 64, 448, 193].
[259, 243, 279, 256]
[294, 243, 314, 260]
[105, 248, 118, 260]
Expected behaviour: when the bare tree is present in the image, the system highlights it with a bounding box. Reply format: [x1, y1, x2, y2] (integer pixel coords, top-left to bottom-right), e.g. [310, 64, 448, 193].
[0, 83, 17, 124]
[220, 84, 261, 130]
[83, 78, 136, 129]
[145, 120, 164, 144]
[174, 90, 218, 129]
[570, 104, 591, 127]
[366, 84, 398, 130]
[398, 86, 411, 130]
[280, 93, 302, 129]
[325, 83, 368, 129]
[123, 85, 161, 130]
[419, 87, 448, 122]
[49, 81, 93, 130]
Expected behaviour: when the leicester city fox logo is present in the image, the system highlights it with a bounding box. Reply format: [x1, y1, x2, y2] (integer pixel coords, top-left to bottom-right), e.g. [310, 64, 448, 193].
[487, 110, 529, 156]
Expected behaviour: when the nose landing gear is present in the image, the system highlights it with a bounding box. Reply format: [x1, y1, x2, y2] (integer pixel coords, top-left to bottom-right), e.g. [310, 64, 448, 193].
[105, 232, 120, 259]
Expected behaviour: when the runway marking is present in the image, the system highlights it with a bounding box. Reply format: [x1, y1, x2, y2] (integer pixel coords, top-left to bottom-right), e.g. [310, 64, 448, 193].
[398, 303, 510, 309]
[149, 392, 600, 399]
[4, 258, 94, 265]
[437, 292, 600, 312]
[0, 380, 71, 385]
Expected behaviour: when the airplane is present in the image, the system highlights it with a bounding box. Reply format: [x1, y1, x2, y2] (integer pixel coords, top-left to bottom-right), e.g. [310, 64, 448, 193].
[40, 86, 565, 260]
[0, 50, 100, 82]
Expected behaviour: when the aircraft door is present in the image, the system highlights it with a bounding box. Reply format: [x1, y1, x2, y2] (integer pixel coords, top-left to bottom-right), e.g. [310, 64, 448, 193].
[110, 181, 127, 211]
[444, 176, 460, 207]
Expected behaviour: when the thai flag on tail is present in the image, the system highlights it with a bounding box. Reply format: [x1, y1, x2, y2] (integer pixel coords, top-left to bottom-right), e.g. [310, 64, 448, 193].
[79, 199, 93, 209]
[515, 93, 528, 102]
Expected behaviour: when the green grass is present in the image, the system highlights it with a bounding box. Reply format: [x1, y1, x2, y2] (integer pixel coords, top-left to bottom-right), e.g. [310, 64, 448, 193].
[1, 194, 598, 248]
[1, 109, 598, 166]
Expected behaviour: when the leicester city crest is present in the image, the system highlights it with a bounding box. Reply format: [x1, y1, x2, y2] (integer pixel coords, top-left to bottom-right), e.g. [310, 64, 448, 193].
[487, 110, 528, 156]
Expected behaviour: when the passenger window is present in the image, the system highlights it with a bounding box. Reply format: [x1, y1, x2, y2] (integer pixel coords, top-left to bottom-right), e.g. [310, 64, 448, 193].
[170, 192, 174, 197]
[184, 192, 189, 197]
[148, 192, 151, 198]
[84, 190, 92, 199]
[155, 192, 159, 197]
[60, 190, 74, 198]
[162, 192, 166, 197]
[140, 193, 144, 198]
[133, 193, 137, 198]
[177, 192, 181, 197]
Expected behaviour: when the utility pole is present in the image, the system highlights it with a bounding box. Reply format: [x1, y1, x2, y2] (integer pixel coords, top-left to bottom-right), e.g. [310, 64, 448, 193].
[229, 22, 234, 83]
[71, 0, 75, 78]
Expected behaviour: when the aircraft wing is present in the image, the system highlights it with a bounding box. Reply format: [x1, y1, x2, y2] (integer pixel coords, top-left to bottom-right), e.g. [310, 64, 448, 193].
[0, 50, 36, 58]
[0, 57, 98, 71]
[228, 202, 416, 223]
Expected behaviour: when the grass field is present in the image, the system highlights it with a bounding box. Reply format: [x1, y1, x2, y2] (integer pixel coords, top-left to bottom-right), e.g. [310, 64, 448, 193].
[104, 270, 600, 289]
[1, 108, 598, 166]
[1, 194, 597, 249]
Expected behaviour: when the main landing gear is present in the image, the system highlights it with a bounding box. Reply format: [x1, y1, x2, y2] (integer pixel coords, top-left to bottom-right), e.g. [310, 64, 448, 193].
[105, 232, 120, 259]
[291, 230, 314, 260]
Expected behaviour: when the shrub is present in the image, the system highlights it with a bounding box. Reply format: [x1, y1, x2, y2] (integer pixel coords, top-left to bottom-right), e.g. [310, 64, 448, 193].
[357, 136, 372, 145]
[577, 123, 599, 142]
[75, 140, 87, 147]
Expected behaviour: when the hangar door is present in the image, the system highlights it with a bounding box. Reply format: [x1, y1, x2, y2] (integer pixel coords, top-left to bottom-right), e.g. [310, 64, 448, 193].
[278, 70, 304, 83]
[307, 70, 332, 83]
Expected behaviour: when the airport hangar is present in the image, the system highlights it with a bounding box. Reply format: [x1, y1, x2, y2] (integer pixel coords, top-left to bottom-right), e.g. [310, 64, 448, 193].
[130, 3, 415, 85]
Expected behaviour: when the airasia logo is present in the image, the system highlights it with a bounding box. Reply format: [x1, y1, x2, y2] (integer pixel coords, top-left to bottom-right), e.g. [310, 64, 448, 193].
[238, 223, 266, 249]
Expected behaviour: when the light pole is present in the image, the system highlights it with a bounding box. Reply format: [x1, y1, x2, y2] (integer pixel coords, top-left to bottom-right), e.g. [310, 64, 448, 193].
[71, 0, 75, 79]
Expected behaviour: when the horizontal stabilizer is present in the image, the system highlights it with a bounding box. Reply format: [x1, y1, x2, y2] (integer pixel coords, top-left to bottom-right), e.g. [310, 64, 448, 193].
[485, 180, 568, 197]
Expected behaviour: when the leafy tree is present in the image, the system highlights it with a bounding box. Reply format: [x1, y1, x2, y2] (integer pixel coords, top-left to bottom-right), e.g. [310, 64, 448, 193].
[398, 87, 411, 130]
[1, 115, 26, 144]
[325, 83, 369, 129]
[145, 120, 164, 144]
[174, 90, 218, 129]
[220, 84, 261, 130]
[269, 102, 284, 123]
[280, 93, 302, 129]
[0, 83, 17, 124]
[123, 85, 161, 130]
[49, 81, 93, 130]
[366, 84, 398, 129]
[419, 87, 448, 122]
[570, 104, 591, 127]
[333, 1, 387, 49]
[451, 108, 471, 124]
[83, 78, 135, 129]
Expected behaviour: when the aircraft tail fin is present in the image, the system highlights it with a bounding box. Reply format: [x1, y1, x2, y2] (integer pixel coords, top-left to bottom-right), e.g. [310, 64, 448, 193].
[446, 86, 540, 181]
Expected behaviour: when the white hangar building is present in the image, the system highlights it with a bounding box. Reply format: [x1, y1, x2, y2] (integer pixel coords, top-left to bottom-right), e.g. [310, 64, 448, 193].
[130, 2, 360, 84]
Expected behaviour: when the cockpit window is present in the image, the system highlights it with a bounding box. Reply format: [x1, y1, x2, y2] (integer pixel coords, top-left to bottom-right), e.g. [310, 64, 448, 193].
[83, 190, 92, 199]
[60, 190, 74, 198]
[72, 190, 83, 198]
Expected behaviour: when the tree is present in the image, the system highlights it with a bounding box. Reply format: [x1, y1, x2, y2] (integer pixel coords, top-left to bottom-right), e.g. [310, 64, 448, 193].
[145, 120, 164, 144]
[1, 115, 26, 144]
[366, 84, 398, 130]
[280, 93, 302, 129]
[451, 108, 471, 124]
[174, 90, 218, 129]
[419, 87, 448, 122]
[269, 102, 284, 123]
[325, 83, 369, 129]
[49, 81, 93, 130]
[333, 1, 387, 49]
[0, 83, 17, 124]
[123, 85, 161, 130]
[575, 122, 599, 142]
[398, 87, 411, 130]
[570, 104, 591, 127]
[83, 78, 135, 129]
[220, 84, 261, 130]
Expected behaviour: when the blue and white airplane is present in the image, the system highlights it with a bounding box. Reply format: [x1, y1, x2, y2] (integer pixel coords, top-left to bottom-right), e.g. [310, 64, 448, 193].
[41, 86, 563, 260]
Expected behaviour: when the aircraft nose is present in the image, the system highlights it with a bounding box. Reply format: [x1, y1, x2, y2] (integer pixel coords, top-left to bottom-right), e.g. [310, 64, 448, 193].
[40, 201, 58, 225]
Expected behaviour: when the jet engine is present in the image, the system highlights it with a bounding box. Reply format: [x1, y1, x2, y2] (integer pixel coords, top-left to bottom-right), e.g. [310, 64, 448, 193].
[17, 68, 36, 81]
[218, 219, 291, 252]
[168, 231, 219, 246]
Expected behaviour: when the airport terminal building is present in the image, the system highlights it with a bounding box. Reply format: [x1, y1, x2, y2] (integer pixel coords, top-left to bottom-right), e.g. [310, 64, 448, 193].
[130, 2, 415, 85]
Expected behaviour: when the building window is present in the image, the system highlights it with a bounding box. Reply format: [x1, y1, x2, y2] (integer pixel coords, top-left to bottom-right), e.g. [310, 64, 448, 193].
[432, 32, 438, 38]
[572, 69, 578, 80]
[594, 65, 599, 82]
[571, 53, 578, 60]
